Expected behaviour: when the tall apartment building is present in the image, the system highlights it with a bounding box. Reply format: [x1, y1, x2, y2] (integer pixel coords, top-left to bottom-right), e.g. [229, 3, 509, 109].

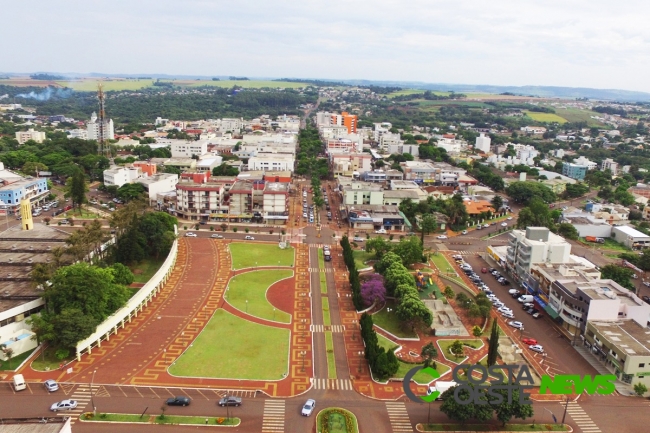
[175, 175, 228, 221]
[262, 182, 289, 225]
[601, 158, 618, 175]
[86, 112, 115, 141]
[171, 141, 208, 158]
[15, 129, 46, 144]
[103, 166, 142, 188]
[562, 163, 588, 180]
[506, 227, 572, 280]
[474, 133, 491, 153]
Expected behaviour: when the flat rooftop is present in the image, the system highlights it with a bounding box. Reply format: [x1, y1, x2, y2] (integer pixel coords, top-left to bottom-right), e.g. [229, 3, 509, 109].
[590, 319, 650, 356]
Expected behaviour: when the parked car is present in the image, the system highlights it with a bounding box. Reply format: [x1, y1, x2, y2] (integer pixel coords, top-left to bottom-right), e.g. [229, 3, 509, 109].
[481, 268, 488, 273]
[244, 235, 255, 240]
[500, 222, 508, 227]
[211, 234, 224, 239]
[642, 295, 650, 304]
[375, 228, 387, 234]
[529, 345, 544, 353]
[497, 306, 512, 314]
[436, 235, 448, 239]
[353, 236, 364, 242]
[522, 338, 538, 345]
[301, 399, 316, 416]
[167, 396, 191, 406]
[476, 225, 483, 230]
[502, 311, 515, 319]
[185, 232, 197, 237]
[508, 321, 524, 330]
[461, 230, 468, 235]
[218, 396, 242, 407]
[643, 282, 650, 288]
[50, 400, 78, 411]
[507, 217, 513, 220]
[44, 379, 59, 392]
[522, 302, 534, 310]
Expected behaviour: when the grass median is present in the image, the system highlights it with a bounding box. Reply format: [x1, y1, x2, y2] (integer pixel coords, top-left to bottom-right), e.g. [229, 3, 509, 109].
[229, 242, 295, 269]
[325, 331, 337, 379]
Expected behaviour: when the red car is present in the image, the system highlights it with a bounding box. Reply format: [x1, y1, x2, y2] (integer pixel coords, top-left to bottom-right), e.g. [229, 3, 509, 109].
[481, 268, 488, 273]
[522, 338, 538, 345]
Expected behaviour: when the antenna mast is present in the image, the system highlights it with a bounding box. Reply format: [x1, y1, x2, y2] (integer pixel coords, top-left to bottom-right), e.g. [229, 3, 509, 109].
[97, 83, 106, 156]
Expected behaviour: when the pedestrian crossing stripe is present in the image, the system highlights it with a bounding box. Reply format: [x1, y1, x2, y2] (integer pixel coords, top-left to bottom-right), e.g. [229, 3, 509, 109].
[309, 267, 334, 272]
[561, 401, 601, 432]
[310, 324, 345, 332]
[312, 378, 353, 390]
[385, 401, 413, 432]
[262, 400, 285, 433]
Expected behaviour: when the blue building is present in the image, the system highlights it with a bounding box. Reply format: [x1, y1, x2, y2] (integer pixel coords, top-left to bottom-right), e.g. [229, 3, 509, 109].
[562, 163, 587, 180]
[0, 177, 49, 213]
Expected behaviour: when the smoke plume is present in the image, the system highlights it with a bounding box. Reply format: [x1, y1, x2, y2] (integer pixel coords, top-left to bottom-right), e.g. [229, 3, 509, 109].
[16, 87, 73, 101]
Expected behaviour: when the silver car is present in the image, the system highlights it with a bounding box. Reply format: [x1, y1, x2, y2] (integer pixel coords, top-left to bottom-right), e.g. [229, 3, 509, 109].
[301, 399, 316, 416]
[50, 400, 77, 411]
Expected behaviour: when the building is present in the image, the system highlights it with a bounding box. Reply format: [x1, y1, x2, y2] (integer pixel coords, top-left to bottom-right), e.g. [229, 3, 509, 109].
[103, 166, 142, 188]
[346, 205, 406, 231]
[386, 143, 419, 157]
[560, 211, 613, 238]
[68, 129, 88, 140]
[132, 161, 157, 177]
[611, 225, 650, 250]
[0, 176, 49, 214]
[248, 154, 295, 172]
[475, 133, 491, 153]
[332, 111, 358, 134]
[585, 319, 650, 389]
[562, 163, 588, 180]
[0, 416, 72, 432]
[330, 153, 372, 178]
[175, 175, 228, 221]
[400, 161, 436, 183]
[262, 182, 289, 225]
[86, 111, 115, 141]
[540, 178, 567, 194]
[520, 126, 547, 134]
[573, 156, 598, 170]
[379, 132, 402, 151]
[506, 227, 572, 281]
[171, 141, 208, 158]
[463, 199, 495, 217]
[15, 128, 46, 144]
[137, 173, 179, 203]
[342, 181, 384, 206]
[382, 189, 425, 206]
[602, 158, 618, 175]
[228, 179, 266, 221]
[196, 156, 223, 173]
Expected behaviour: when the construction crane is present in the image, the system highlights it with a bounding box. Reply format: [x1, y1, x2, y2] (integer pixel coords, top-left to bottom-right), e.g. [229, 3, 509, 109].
[97, 83, 107, 157]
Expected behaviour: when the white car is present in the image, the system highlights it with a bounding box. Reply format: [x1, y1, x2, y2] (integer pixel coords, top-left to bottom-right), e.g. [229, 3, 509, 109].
[461, 230, 468, 235]
[529, 344, 544, 353]
[501, 222, 508, 227]
[375, 228, 387, 234]
[493, 301, 505, 308]
[497, 306, 512, 314]
[185, 232, 197, 237]
[522, 302, 534, 310]
[50, 400, 78, 412]
[303, 213, 308, 218]
[507, 217, 513, 220]
[502, 311, 515, 319]
[508, 289, 520, 295]
[44, 379, 59, 392]
[436, 235, 448, 240]
[301, 398, 316, 416]
[353, 236, 364, 242]
[508, 320, 524, 330]
[244, 235, 255, 240]
[211, 234, 224, 239]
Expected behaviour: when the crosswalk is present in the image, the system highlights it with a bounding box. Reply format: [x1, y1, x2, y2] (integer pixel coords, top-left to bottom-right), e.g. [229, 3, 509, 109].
[312, 378, 353, 390]
[563, 401, 601, 433]
[311, 324, 345, 332]
[56, 384, 94, 422]
[385, 401, 413, 432]
[309, 267, 334, 272]
[261, 400, 285, 432]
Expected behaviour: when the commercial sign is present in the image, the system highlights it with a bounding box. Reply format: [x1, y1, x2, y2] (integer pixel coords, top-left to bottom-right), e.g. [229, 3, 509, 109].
[404, 364, 616, 404]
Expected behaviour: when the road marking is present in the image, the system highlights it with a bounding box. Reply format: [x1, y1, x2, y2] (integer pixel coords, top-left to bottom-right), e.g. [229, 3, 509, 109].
[310, 324, 345, 332]
[312, 378, 353, 390]
[561, 401, 601, 433]
[262, 400, 285, 433]
[385, 402, 413, 432]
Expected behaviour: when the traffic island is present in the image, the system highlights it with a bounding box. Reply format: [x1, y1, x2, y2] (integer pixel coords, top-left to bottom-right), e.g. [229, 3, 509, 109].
[415, 423, 571, 432]
[316, 408, 359, 433]
[80, 412, 241, 427]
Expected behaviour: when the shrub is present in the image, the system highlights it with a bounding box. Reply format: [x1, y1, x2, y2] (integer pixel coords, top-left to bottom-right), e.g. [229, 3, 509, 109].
[210, 226, 215, 231]
[472, 325, 482, 337]
[281, 229, 286, 235]
[195, 224, 200, 230]
[233, 227, 238, 232]
[221, 224, 227, 232]
[245, 228, 250, 233]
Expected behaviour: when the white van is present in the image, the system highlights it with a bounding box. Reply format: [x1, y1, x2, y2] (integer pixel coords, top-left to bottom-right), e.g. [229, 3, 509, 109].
[427, 381, 458, 399]
[12, 374, 27, 391]
[518, 295, 534, 303]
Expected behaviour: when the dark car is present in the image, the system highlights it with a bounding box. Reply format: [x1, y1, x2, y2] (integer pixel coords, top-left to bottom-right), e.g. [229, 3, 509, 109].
[642, 295, 650, 304]
[167, 396, 191, 406]
[218, 396, 242, 407]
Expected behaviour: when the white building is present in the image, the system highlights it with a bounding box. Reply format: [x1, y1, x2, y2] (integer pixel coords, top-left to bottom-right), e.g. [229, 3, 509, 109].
[507, 227, 572, 280]
[601, 158, 618, 175]
[15, 128, 46, 144]
[520, 126, 547, 134]
[573, 156, 598, 170]
[68, 129, 88, 140]
[611, 225, 650, 250]
[171, 141, 208, 158]
[379, 132, 402, 151]
[248, 154, 295, 172]
[196, 156, 223, 172]
[138, 173, 179, 203]
[103, 166, 142, 188]
[86, 112, 115, 141]
[386, 143, 419, 157]
[220, 118, 243, 133]
[320, 125, 351, 139]
[475, 133, 491, 153]
[435, 137, 465, 154]
[553, 149, 565, 158]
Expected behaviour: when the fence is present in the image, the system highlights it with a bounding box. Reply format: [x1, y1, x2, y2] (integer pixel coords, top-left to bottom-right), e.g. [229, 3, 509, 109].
[75, 239, 179, 361]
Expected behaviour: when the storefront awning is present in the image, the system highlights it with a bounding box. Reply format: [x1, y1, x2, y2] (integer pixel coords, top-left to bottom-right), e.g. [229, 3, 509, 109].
[543, 304, 560, 319]
[533, 296, 547, 308]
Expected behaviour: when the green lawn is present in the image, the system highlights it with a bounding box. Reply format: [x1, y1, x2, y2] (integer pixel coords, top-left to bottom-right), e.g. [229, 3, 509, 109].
[387, 89, 429, 98]
[318, 249, 327, 294]
[377, 334, 399, 352]
[353, 250, 375, 270]
[154, 415, 240, 426]
[325, 331, 337, 379]
[429, 253, 464, 285]
[371, 300, 417, 338]
[169, 309, 289, 380]
[80, 413, 150, 423]
[62, 209, 101, 219]
[555, 107, 605, 126]
[394, 361, 451, 384]
[0, 348, 35, 371]
[523, 110, 567, 123]
[130, 258, 165, 283]
[187, 80, 306, 89]
[420, 424, 568, 432]
[227, 269, 292, 323]
[322, 297, 331, 326]
[31, 347, 74, 372]
[438, 339, 483, 363]
[317, 408, 359, 433]
[58, 79, 157, 91]
[229, 243, 294, 269]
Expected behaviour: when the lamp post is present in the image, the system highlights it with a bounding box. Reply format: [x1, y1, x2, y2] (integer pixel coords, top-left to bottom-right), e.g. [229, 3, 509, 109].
[561, 396, 569, 425]
[91, 369, 97, 416]
[544, 407, 558, 424]
[273, 308, 276, 321]
[245, 300, 248, 313]
[358, 351, 364, 373]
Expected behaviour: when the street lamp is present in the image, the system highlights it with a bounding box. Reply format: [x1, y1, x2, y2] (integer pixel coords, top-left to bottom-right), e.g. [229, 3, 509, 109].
[352, 320, 357, 341]
[544, 407, 558, 424]
[245, 300, 248, 313]
[273, 308, 276, 321]
[358, 351, 364, 373]
[91, 369, 97, 415]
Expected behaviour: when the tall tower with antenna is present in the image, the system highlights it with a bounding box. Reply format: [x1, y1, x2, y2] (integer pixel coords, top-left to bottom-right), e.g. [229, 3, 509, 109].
[97, 83, 107, 156]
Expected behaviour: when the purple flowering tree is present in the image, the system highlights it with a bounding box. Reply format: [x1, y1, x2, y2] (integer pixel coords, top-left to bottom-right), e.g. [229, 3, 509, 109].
[361, 273, 386, 307]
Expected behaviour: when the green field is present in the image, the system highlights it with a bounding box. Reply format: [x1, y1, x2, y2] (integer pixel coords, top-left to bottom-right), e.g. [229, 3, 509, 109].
[352, 250, 375, 270]
[57, 79, 157, 91]
[227, 269, 293, 323]
[129, 258, 165, 283]
[229, 242, 294, 269]
[169, 309, 289, 379]
[377, 333, 399, 352]
[325, 331, 337, 379]
[554, 107, 606, 126]
[187, 80, 306, 89]
[51, 78, 308, 92]
[372, 300, 417, 338]
[394, 361, 451, 384]
[322, 297, 331, 326]
[523, 110, 567, 124]
[317, 408, 359, 433]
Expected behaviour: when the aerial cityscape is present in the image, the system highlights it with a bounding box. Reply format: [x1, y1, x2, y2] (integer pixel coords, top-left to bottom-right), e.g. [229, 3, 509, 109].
[1, 2, 650, 433]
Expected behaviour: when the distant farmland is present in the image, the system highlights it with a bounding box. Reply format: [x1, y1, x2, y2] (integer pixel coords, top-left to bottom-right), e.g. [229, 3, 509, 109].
[523, 110, 568, 124]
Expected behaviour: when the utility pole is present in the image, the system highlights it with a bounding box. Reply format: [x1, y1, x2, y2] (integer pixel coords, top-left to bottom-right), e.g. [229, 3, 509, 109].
[97, 84, 106, 157]
[561, 396, 569, 425]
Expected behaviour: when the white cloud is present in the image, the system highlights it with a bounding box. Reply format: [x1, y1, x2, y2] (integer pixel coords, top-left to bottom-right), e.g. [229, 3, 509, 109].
[2, 0, 650, 92]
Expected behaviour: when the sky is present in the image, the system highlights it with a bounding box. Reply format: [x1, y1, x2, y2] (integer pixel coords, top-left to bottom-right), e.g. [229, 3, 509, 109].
[3, 0, 650, 92]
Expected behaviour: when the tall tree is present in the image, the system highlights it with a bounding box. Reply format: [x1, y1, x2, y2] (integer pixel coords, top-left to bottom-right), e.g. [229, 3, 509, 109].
[64, 167, 88, 213]
[420, 342, 438, 368]
[491, 195, 504, 212]
[487, 320, 499, 367]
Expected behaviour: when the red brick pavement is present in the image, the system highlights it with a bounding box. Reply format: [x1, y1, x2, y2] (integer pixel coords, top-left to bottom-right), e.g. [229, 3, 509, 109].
[19, 240, 314, 397]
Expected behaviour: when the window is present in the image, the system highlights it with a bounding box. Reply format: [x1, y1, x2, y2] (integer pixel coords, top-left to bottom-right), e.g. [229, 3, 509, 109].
[640, 363, 645, 368]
